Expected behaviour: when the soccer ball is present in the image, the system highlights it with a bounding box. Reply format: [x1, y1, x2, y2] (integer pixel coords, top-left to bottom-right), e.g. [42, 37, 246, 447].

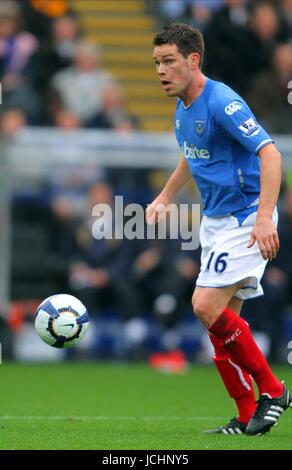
[35, 294, 89, 348]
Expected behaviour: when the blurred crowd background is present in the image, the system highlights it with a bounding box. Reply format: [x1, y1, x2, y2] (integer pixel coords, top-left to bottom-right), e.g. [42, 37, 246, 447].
[0, 0, 292, 367]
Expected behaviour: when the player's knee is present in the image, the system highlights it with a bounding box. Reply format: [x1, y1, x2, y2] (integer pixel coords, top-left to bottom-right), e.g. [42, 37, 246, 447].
[192, 294, 211, 322]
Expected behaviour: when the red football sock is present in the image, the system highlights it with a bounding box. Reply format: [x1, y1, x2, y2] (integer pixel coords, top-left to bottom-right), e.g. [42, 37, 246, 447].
[209, 334, 256, 424]
[209, 307, 284, 398]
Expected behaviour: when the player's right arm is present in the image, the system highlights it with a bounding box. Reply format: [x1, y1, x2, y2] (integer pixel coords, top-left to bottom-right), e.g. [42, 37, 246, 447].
[146, 153, 191, 224]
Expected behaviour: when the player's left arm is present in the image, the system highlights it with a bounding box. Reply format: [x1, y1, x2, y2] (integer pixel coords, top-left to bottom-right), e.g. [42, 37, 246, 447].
[210, 87, 281, 261]
[247, 143, 281, 261]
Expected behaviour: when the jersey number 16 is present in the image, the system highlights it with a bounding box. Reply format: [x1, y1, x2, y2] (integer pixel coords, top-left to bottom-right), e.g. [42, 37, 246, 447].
[206, 252, 229, 273]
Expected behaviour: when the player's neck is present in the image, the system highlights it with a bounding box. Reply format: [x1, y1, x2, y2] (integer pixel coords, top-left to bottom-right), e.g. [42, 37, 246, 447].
[180, 73, 207, 108]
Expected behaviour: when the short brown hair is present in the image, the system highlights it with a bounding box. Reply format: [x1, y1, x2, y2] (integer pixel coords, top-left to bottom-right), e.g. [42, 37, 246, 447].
[153, 22, 205, 68]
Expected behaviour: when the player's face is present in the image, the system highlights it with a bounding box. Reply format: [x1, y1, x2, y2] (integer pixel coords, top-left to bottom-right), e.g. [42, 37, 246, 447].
[153, 44, 195, 98]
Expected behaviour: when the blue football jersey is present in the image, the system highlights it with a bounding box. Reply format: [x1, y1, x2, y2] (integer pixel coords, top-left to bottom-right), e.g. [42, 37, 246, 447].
[175, 78, 273, 217]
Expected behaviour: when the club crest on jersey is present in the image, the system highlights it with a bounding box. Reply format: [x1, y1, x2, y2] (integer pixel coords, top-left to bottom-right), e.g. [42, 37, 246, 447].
[194, 120, 206, 137]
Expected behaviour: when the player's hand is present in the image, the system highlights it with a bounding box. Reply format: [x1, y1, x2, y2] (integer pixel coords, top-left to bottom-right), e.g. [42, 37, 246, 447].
[146, 195, 172, 225]
[247, 216, 279, 261]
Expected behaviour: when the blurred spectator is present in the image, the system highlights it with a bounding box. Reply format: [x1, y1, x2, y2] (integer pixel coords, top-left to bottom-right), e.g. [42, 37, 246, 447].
[204, 0, 251, 93]
[156, 0, 223, 27]
[53, 108, 81, 130]
[224, 0, 249, 26]
[62, 181, 142, 320]
[0, 1, 38, 75]
[0, 1, 38, 82]
[46, 106, 105, 222]
[245, 2, 290, 78]
[247, 43, 292, 133]
[0, 0, 41, 122]
[0, 108, 27, 138]
[34, 13, 81, 95]
[48, 165, 104, 222]
[86, 84, 139, 131]
[250, 2, 287, 41]
[50, 41, 118, 124]
[50, 13, 80, 61]
[158, 0, 189, 21]
[19, 0, 69, 40]
[279, 0, 292, 37]
[131, 207, 200, 328]
[205, 1, 290, 93]
[188, 0, 224, 31]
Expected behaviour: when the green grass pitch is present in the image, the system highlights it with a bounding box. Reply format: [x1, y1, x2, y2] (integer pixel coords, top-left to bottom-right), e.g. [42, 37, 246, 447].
[0, 363, 292, 450]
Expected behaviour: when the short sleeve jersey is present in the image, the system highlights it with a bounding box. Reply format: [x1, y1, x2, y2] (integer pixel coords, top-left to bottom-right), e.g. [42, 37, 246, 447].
[174, 78, 273, 217]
